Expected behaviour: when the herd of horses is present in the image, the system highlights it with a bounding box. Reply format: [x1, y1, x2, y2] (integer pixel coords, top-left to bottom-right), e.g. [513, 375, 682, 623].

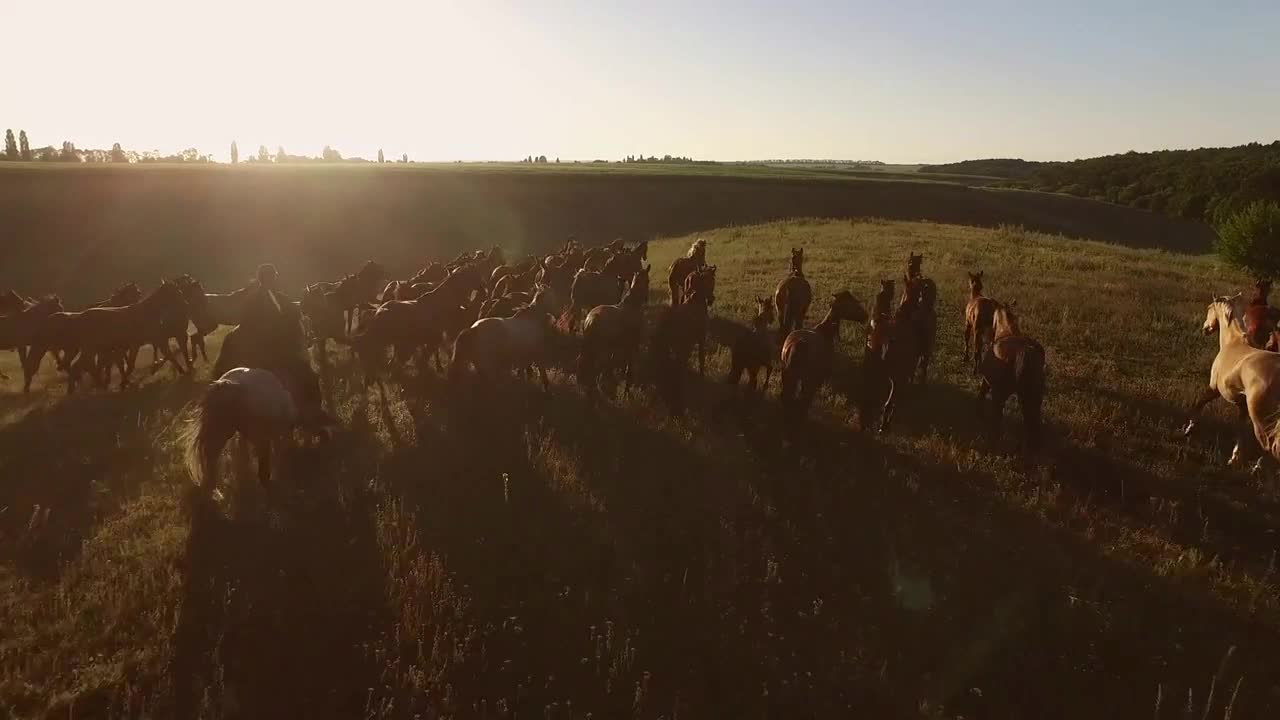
[3, 236, 1280, 491]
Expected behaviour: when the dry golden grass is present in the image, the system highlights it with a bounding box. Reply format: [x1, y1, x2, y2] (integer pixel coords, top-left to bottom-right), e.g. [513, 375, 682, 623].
[2, 218, 1276, 718]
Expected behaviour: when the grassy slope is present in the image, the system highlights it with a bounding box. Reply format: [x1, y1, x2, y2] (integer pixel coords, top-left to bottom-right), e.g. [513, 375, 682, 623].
[3, 219, 1278, 718]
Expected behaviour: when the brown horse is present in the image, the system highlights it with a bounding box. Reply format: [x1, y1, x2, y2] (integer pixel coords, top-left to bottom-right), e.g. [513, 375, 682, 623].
[778, 291, 868, 420]
[726, 296, 777, 394]
[449, 292, 558, 390]
[26, 281, 188, 392]
[964, 271, 999, 372]
[410, 262, 448, 286]
[773, 247, 812, 344]
[0, 295, 63, 382]
[863, 277, 934, 433]
[351, 266, 486, 387]
[578, 268, 650, 396]
[582, 238, 626, 272]
[561, 269, 627, 333]
[667, 238, 707, 305]
[976, 302, 1046, 450]
[650, 266, 716, 413]
[1243, 278, 1280, 349]
[311, 260, 389, 337]
[0, 290, 29, 316]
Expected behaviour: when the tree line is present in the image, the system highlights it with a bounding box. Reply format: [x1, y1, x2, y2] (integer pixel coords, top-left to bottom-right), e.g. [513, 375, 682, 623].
[922, 142, 1280, 226]
[1, 131, 409, 165]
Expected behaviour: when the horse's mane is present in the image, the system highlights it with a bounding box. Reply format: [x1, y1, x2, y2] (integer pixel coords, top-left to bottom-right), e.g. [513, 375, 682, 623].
[685, 239, 706, 259]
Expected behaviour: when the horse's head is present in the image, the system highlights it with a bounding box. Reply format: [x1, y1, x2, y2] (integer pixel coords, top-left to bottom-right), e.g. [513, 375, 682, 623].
[994, 301, 1021, 337]
[906, 252, 924, 279]
[968, 271, 984, 293]
[687, 238, 707, 262]
[874, 280, 895, 317]
[633, 240, 649, 261]
[1204, 294, 1243, 335]
[1252, 278, 1273, 305]
[622, 265, 651, 307]
[756, 296, 775, 326]
[831, 291, 869, 323]
[605, 245, 644, 278]
[684, 265, 716, 306]
[256, 264, 280, 290]
[790, 247, 804, 275]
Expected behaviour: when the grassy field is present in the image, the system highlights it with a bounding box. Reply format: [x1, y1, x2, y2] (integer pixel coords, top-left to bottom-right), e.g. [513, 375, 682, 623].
[3, 218, 1278, 718]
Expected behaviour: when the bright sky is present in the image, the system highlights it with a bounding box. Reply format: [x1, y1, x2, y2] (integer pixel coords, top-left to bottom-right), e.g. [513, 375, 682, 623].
[6, 0, 1279, 163]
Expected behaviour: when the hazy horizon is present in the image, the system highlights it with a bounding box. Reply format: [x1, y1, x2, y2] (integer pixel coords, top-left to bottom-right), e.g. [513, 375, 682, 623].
[6, 0, 1278, 164]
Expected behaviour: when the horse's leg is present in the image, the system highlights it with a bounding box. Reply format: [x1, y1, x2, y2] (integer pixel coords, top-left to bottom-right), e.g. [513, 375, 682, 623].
[22, 346, 45, 394]
[964, 321, 972, 365]
[1022, 388, 1045, 452]
[878, 376, 897, 434]
[1183, 386, 1221, 437]
[1229, 400, 1252, 467]
[537, 362, 550, 391]
[976, 380, 990, 420]
[255, 440, 273, 489]
[989, 387, 1012, 443]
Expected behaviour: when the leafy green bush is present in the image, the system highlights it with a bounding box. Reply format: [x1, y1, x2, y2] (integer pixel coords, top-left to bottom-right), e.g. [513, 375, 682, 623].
[1215, 200, 1280, 279]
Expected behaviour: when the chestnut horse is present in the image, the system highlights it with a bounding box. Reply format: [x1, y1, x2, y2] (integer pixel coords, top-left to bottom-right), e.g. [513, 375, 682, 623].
[650, 266, 716, 412]
[964, 271, 999, 372]
[450, 291, 558, 389]
[976, 302, 1046, 450]
[561, 244, 649, 334]
[774, 247, 812, 345]
[1243, 278, 1280, 350]
[863, 277, 934, 434]
[667, 238, 707, 305]
[0, 295, 63, 382]
[779, 291, 868, 420]
[579, 268, 650, 396]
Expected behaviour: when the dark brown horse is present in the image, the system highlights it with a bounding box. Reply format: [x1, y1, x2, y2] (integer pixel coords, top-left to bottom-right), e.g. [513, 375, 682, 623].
[1243, 278, 1280, 349]
[726, 296, 777, 394]
[27, 281, 189, 392]
[0, 290, 29, 316]
[774, 247, 812, 344]
[578, 268, 649, 397]
[976, 302, 1046, 450]
[561, 268, 627, 333]
[667, 238, 707, 305]
[964, 271, 999, 372]
[778, 291, 868, 420]
[650, 266, 716, 413]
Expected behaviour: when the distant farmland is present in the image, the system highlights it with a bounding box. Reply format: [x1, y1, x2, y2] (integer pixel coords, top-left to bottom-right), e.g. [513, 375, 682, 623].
[0, 163, 1214, 302]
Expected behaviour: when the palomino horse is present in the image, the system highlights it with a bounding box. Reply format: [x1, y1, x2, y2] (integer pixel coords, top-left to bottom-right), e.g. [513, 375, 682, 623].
[650, 266, 717, 413]
[184, 364, 334, 494]
[449, 290, 558, 389]
[26, 281, 189, 392]
[579, 268, 650, 397]
[779, 291, 868, 420]
[774, 247, 812, 344]
[1243, 279, 1280, 350]
[667, 238, 707, 305]
[976, 302, 1047, 450]
[964, 270, 999, 373]
[1185, 295, 1280, 471]
[726, 296, 776, 393]
[0, 296, 63, 382]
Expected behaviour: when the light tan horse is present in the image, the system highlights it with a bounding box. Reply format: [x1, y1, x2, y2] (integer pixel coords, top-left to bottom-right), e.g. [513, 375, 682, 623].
[1185, 295, 1280, 471]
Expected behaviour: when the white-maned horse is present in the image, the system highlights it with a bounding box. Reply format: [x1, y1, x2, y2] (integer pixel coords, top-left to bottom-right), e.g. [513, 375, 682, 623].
[1184, 294, 1280, 471]
[183, 367, 334, 493]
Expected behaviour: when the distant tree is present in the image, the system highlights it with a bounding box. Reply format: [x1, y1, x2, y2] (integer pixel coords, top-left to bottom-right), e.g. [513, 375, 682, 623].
[35, 145, 58, 162]
[1216, 200, 1280, 279]
[555, 157, 560, 163]
[230, 141, 239, 164]
[257, 145, 270, 162]
[377, 148, 385, 163]
[401, 153, 408, 163]
[18, 130, 30, 160]
[59, 141, 78, 162]
[276, 146, 287, 163]
[3, 129, 16, 160]
[110, 142, 128, 163]
[322, 145, 342, 162]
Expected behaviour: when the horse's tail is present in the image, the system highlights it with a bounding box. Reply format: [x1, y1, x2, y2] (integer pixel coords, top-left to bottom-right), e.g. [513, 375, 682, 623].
[1015, 344, 1047, 448]
[182, 381, 241, 489]
[448, 327, 474, 381]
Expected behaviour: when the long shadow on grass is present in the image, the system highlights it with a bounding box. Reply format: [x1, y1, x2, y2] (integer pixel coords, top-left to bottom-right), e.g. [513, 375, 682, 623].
[386, 371, 1280, 719]
[0, 378, 200, 578]
[170, 415, 389, 718]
